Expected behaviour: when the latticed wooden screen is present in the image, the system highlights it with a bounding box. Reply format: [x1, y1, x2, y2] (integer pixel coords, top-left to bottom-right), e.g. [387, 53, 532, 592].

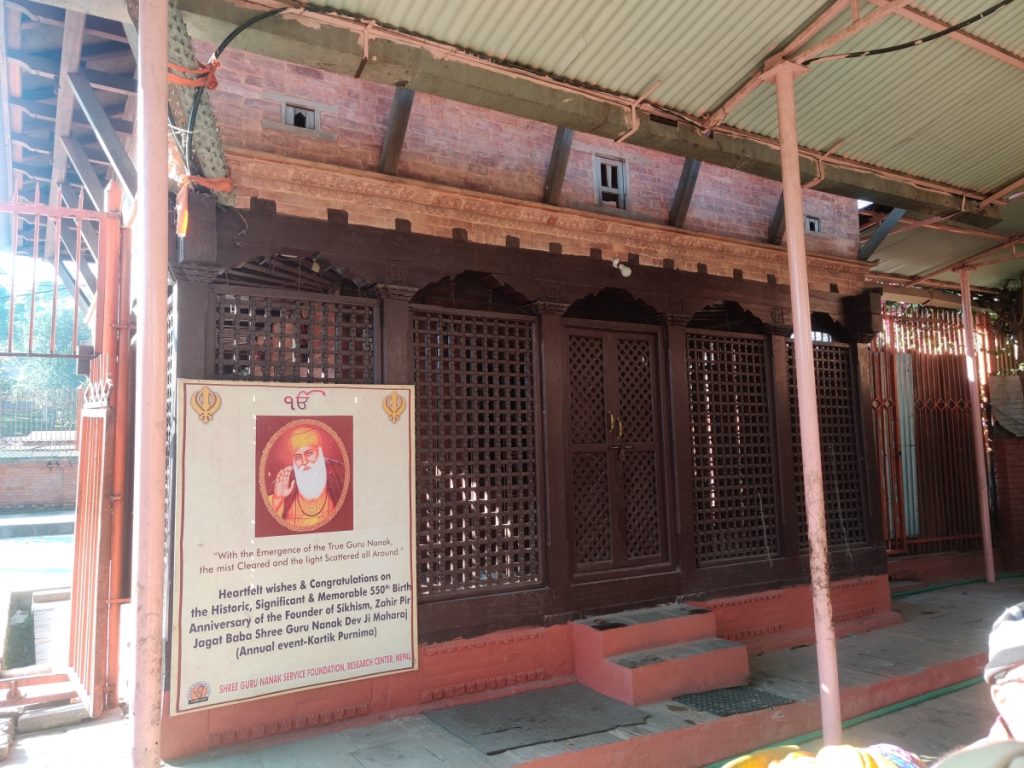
[617, 338, 662, 559]
[213, 288, 377, 383]
[412, 308, 541, 596]
[687, 331, 779, 564]
[569, 335, 612, 564]
[788, 342, 867, 550]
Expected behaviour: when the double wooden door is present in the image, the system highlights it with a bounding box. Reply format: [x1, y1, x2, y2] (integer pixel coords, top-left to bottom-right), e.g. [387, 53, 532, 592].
[565, 323, 668, 579]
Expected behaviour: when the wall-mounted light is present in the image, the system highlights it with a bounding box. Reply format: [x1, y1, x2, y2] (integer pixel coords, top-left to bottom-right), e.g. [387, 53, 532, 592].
[611, 258, 632, 278]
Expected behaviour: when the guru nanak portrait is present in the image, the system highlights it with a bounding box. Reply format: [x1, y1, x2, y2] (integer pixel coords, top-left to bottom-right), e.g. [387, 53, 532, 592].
[255, 417, 353, 537]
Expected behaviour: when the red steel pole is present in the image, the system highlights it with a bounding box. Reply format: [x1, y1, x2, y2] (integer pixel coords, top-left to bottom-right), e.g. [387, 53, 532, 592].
[771, 60, 843, 745]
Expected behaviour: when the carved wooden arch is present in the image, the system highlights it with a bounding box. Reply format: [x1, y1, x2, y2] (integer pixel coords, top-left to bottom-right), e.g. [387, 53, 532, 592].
[410, 271, 533, 314]
[564, 287, 663, 325]
[810, 311, 854, 343]
[213, 253, 371, 297]
[687, 301, 766, 334]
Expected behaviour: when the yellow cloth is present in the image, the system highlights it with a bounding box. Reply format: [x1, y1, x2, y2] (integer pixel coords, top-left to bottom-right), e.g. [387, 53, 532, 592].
[724, 744, 899, 768]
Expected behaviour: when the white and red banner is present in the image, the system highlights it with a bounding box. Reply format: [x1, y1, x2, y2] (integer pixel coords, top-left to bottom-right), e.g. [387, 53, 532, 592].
[170, 381, 416, 714]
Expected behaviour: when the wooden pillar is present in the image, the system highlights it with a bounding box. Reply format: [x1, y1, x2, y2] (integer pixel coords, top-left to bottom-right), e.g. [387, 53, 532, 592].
[768, 323, 800, 559]
[530, 301, 571, 616]
[172, 189, 220, 379]
[661, 314, 696, 574]
[376, 284, 417, 385]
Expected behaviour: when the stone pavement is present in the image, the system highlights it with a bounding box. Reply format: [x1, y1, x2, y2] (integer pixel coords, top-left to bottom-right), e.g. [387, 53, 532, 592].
[5, 578, 1023, 768]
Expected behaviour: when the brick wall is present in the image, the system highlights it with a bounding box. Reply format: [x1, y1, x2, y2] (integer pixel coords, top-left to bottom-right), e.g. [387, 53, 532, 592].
[198, 43, 859, 266]
[993, 437, 1024, 568]
[0, 457, 77, 511]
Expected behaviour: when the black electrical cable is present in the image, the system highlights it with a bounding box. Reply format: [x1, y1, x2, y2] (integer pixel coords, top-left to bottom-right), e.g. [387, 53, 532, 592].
[182, 6, 288, 176]
[804, 0, 1018, 65]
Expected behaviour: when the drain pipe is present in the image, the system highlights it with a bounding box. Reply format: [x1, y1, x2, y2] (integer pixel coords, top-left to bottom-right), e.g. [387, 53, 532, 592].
[959, 268, 996, 584]
[770, 61, 842, 745]
[131, 1, 169, 765]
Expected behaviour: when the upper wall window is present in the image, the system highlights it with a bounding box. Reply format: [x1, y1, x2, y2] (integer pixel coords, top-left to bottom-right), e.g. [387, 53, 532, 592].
[284, 103, 317, 130]
[594, 156, 627, 209]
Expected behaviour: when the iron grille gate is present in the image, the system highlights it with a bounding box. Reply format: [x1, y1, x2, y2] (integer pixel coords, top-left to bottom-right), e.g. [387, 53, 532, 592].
[412, 307, 542, 597]
[869, 304, 1005, 555]
[566, 326, 666, 576]
[71, 370, 114, 718]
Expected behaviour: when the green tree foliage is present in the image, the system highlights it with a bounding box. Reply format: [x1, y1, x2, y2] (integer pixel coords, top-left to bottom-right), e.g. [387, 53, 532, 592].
[0, 281, 90, 397]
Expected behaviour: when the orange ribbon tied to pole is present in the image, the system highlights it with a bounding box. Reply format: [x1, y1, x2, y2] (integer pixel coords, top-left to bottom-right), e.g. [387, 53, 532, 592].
[175, 175, 233, 238]
[167, 57, 221, 90]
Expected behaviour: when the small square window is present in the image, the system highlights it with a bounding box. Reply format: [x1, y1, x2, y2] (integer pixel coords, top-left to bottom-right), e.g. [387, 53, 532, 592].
[284, 104, 316, 130]
[805, 215, 822, 233]
[594, 157, 627, 209]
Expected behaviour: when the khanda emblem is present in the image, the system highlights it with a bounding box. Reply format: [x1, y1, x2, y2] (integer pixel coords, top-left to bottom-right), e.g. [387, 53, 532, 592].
[382, 391, 407, 424]
[190, 386, 222, 424]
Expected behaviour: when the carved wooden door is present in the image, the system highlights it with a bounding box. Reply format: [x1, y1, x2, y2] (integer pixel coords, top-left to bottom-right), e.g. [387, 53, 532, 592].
[566, 326, 667, 579]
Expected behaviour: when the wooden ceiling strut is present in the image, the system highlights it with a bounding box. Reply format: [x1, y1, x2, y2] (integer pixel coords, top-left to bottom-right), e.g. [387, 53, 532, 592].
[543, 126, 574, 206]
[767, 195, 787, 245]
[668, 157, 702, 228]
[67, 69, 136, 195]
[858, 207, 905, 261]
[60, 133, 104, 209]
[378, 86, 414, 176]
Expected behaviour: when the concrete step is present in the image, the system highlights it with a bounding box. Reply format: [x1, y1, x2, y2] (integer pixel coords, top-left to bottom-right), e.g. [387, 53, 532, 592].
[582, 637, 750, 706]
[573, 603, 717, 658]
[0, 510, 75, 539]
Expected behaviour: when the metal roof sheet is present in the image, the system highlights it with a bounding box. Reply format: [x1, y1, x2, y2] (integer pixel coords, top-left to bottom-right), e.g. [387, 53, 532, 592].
[327, 0, 825, 117]
[871, 226, 1002, 277]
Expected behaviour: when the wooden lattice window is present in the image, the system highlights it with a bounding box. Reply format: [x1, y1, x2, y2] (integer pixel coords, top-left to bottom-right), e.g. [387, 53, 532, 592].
[213, 288, 377, 383]
[687, 330, 779, 564]
[412, 307, 541, 597]
[788, 342, 867, 550]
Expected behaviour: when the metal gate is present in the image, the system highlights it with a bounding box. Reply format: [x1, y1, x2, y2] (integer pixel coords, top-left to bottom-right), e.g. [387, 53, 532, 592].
[870, 304, 1007, 555]
[0, 198, 125, 715]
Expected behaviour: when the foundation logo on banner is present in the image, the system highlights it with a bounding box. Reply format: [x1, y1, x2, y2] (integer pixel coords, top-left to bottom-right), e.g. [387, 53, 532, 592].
[187, 680, 211, 705]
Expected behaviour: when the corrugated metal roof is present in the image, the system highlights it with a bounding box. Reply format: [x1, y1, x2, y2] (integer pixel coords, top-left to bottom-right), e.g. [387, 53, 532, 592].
[201, 0, 1024, 287]
[871, 227, 1002, 277]
[728, 14, 1024, 192]
[328, 0, 824, 117]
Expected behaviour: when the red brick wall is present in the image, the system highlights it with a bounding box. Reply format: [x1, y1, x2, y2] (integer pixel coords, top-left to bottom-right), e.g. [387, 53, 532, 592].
[993, 437, 1024, 569]
[197, 43, 858, 263]
[0, 457, 77, 510]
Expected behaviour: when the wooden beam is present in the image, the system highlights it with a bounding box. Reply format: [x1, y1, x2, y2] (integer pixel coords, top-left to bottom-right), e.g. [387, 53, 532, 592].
[67, 70, 136, 194]
[378, 86, 415, 175]
[61, 134, 105, 209]
[11, 97, 133, 134]
[668, 157, 702, 228]
[767, 195, 786, 245]
[7, 50, 59, 78]
[858, 207, 906, 261]
[177, 0, 997, 224]
[543, 126, 573, 206]
[82, 69, 136, 96]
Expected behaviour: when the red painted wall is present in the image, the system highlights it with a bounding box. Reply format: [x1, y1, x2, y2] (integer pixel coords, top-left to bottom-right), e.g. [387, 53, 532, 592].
[160, 575, 894, 759]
